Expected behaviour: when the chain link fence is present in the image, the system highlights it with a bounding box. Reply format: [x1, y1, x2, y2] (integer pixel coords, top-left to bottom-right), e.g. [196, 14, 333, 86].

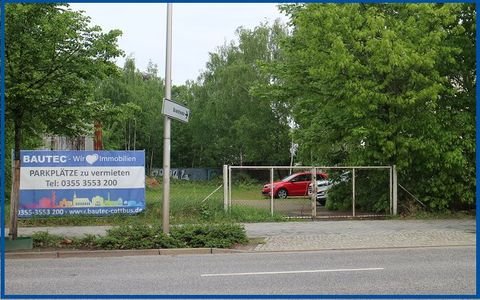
[224, 165, 397, 219]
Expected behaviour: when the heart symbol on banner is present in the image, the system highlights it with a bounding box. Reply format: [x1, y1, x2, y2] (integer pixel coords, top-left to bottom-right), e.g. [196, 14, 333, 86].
[86, 154, 99, 165]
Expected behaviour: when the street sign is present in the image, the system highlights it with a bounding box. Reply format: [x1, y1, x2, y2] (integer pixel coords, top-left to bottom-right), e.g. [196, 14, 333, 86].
[162, 98, 190, 123]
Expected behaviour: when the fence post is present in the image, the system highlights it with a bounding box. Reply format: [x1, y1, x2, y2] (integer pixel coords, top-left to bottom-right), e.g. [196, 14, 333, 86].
[390, 166, 393, 215]
[228, 166, 232, 211]
[312, 167, 317, 218]
[223, 165, 228, 212]
[270, 168, 274, 216]
[393, 165, 398, 215]
[352, 168, 356, 217]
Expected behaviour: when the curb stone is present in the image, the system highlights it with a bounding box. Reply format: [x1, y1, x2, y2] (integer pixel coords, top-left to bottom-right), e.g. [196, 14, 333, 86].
[5, 248, 246, 259]
[5, 243, 475, 260]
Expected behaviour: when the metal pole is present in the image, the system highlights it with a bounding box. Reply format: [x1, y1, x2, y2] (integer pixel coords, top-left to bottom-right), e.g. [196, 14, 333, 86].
[228, 166, 232, 210]
[270, 168, 274, 216]
[352, 168, 356, 217]
[312, 167, 316, 218]
[393, 165, 398, 215]
[389, 166, 393, 215]
[223, 165, 228, 212]
[162, 3, 173, 234]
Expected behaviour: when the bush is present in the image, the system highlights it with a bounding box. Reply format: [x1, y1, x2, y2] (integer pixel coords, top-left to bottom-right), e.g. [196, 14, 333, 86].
[32, 231, 64, 248]
[232, 172, 259, 186]
[75, 234, 98, 249]
[326, 182, 352, 211]
[31, 223, 248, 250]
[325, 170, 391, 213]
[95, 224, 182, 250]
[170, 223, 248, 248]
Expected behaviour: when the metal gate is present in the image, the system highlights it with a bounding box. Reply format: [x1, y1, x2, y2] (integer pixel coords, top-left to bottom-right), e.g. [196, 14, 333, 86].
[223, 165, 397, 219]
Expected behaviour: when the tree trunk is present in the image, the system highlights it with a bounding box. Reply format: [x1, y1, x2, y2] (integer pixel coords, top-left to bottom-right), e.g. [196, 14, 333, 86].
[94, 120, 103, 150]
[127, 120, 131, 150]
[133, 118, 136, 151]
[9, 160, 20, 240]
[9, 116, 22, 240]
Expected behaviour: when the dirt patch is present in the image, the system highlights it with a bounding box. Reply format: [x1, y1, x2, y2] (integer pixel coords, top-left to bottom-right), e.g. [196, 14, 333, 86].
[146, 177, 160, 188]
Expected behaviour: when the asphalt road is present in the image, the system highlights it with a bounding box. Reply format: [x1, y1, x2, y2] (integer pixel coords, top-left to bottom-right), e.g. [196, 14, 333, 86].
[5, 246, 475, 296]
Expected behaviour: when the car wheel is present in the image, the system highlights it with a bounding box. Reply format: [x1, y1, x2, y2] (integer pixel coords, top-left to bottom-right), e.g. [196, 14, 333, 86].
[277, 189, 288, 199]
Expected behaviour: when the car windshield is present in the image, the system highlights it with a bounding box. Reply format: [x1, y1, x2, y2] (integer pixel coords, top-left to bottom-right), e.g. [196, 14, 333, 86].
[281, 172, 326, 182]
[281, 173, 300, 182]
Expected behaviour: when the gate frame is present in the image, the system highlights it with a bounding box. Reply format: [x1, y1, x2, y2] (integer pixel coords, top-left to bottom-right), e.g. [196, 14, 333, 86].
[224, 165, 398, 217]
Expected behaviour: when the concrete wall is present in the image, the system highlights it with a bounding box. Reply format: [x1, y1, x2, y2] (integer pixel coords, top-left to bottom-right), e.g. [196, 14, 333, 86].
[150, 168, 221, 181]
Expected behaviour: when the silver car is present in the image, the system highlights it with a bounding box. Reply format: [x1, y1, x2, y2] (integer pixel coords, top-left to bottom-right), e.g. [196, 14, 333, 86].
[308, 179, 333, 206]
[308, 172, 349, 206]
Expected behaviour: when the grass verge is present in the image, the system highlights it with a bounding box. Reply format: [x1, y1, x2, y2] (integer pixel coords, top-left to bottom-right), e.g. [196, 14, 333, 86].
[31, 223, 248, 250]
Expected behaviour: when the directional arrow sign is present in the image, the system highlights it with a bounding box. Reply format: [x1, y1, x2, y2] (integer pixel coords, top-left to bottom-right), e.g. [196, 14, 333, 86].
[162, 98, 190, 123]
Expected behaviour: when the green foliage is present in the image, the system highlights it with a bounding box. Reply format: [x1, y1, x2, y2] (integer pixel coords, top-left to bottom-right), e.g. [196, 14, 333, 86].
[232, 172, 260, 186]
[94, 57, 165, 176]
[262, 4, 475, 212]
[96, 43, 297, 169]
[354, 170, 390, 213]
[326, 182, 352, 211]
[228, 206, 286, 222]
[183, 21, 292, 167]
[170, 223, 248, 248]
[75, 234, 98, 249]
[6, 4, 123, 153]
[199, 203, 213, 221]
[5, 3, 123, 228]
[30, 223, 248, 250]
[95, 225, 181, 250]
[31, 231, 64, 248]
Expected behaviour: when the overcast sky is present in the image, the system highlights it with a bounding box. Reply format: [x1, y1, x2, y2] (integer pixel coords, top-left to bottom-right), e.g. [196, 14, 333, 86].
[68, 3, 288, 85]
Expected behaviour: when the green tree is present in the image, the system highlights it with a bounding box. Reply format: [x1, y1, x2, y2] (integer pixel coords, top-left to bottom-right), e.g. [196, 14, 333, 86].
[96, 57, 165, 173]
[266, 4, 475, 211]
[187, 21, 292, 167]
[6, 3, 123, 237]
[170, 83, 196, 168]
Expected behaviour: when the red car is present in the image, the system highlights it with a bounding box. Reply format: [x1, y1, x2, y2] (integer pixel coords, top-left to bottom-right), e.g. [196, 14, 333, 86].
[262, 171, 328, 199]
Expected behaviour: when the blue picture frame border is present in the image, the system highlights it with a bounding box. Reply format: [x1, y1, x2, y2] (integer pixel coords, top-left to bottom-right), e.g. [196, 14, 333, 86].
[1, 1, 478, 299]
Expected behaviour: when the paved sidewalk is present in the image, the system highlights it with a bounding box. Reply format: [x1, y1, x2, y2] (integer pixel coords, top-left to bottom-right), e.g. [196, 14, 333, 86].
[5, 219, 476, 252]
[244, 219, 476, 251]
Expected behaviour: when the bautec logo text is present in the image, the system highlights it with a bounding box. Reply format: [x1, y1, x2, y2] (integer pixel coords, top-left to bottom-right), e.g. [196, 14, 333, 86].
[23, 155, 67, 163]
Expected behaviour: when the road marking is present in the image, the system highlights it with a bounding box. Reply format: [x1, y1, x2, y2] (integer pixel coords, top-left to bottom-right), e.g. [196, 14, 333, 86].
[201, 267, 384, 277]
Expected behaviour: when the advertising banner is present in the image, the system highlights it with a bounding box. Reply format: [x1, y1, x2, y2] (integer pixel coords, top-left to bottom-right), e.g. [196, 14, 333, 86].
[19, 150, 145, 218]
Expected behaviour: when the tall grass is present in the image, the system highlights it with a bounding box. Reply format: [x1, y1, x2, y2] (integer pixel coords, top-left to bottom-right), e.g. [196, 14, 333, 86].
[6, 179, 284, 227]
